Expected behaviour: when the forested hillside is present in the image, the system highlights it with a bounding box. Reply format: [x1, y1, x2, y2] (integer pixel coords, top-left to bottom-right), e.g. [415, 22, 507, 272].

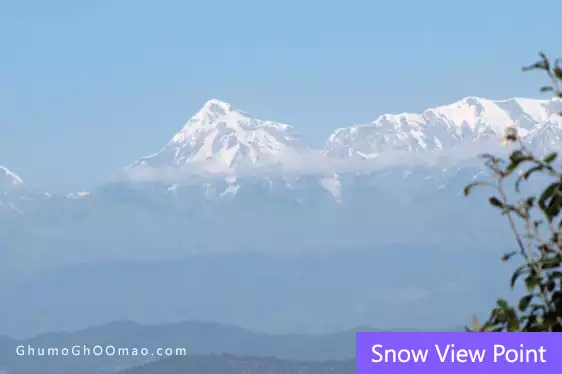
[119, 354, 355, 374]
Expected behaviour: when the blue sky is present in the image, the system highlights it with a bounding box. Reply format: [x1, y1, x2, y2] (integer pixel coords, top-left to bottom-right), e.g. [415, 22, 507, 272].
[0, 0, 560, 191]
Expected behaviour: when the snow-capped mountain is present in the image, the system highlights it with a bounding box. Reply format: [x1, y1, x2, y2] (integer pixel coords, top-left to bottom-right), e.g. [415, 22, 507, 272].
[0, 166, 24, 188]
[110, 96, 562, 203]
[527, 120, 562, 152]
[0, 165, 26, 213]
[128, 99, 307, 175]
[325, 97, 562, 159]
[1, 95, 560, 268]
[123, 96, 562, 179]
[1, 96, 558, 340]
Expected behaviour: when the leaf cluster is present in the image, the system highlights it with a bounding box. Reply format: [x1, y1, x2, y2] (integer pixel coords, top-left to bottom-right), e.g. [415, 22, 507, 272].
[465, 53, 562, 332]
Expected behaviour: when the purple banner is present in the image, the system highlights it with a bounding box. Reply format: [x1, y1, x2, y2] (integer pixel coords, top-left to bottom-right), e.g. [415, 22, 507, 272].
[356, 332, 562, 373]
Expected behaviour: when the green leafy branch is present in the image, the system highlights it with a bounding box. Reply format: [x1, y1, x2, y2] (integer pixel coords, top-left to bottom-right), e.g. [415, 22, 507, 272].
[465, 53, 562, 332]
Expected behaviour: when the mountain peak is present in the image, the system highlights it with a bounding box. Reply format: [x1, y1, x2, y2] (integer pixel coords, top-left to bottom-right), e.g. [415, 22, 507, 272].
[0, 166, 24, 187]
[458, 96, 487, 104]
[129, 100, 305, 174]
[128, 95, 562, 177]
[199, 99, 235, 116]
[326, 96, 562, 159]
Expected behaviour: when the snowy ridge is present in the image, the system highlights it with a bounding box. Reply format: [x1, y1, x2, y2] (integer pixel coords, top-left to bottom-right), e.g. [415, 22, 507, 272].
[127, 96, 562, 174]
[0, 166, 24, 187]
[526, 120, 562, 152]
[0, 166, 25, 213]
[114, 96, 562, 200]
[325, 97, 562, 159]
[1, 96, 561, 260]
[128, 99, 307, 174]
[66, 191, 90, 199]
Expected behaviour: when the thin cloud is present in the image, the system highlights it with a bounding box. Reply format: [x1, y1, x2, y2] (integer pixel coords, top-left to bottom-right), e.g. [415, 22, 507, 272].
[114, 138, 513, 183]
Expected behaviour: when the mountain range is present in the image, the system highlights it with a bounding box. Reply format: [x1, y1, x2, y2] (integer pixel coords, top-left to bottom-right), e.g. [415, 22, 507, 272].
[0, 96, 559, 338]
[5, 96, 561, 194]
[0, 320, 380, 374]
[1, 97, 559, 257]
[0, 320, 355, 374]
[3, 94, 560, 181]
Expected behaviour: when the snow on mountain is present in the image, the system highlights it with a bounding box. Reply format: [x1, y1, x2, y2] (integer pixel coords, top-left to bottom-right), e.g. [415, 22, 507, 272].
[526, 118, 562, 153]
[128, 99, 307, 175]
[325, 97, 562, 159]
[0, 166, 25, 213]
[114, 96, 562, 202]
[125, 96, 562, 179]
[0, 166, 24, 188]
[2, 96, 558, 269]
[66, 191, 90, 199]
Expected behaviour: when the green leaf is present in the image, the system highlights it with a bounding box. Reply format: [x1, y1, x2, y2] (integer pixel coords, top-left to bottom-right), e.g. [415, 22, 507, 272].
[538, 243, 553, 254]
[489, 197, 504, 209]
[516, 165, 544, 193]
[524, 197, 536, 208]
[539, 182, 558, 205]
[507, 319, 520, 332]
[522, 55, 549, 72]
[549, 271, 562, 280]
[540, 257, 561, 269]
[506, 158, 528, 174]
[511, 266, 526, 288]
[497, 299, 509, 310]
[544, 152, 557, 164]
[518, 295, 533, 311]
[539, 52, 550, 69]
[547, 195, 562, 222]
[522, 63, 542, 72]
[464, 182, 484, 197]
[538, 182, 561, 221]
[554, 66, 562, 80]
[525, 277, 540, 292]
[502, 251, 517, 262]
[508, 150, 525, 162]
[515, 168, 544, 192]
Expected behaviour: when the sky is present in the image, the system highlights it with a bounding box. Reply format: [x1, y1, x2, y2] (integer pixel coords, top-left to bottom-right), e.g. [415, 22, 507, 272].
[0, 0, 561, 191]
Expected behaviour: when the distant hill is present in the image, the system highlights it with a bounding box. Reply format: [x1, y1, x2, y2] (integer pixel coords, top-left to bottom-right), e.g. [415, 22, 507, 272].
[118, 354, 355, 374]
[0, 320, 384, 374]
[0, 319, 461, 374]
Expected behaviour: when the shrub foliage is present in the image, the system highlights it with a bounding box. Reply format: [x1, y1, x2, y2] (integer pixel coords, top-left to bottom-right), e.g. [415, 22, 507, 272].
[465, 53, 562, 332]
